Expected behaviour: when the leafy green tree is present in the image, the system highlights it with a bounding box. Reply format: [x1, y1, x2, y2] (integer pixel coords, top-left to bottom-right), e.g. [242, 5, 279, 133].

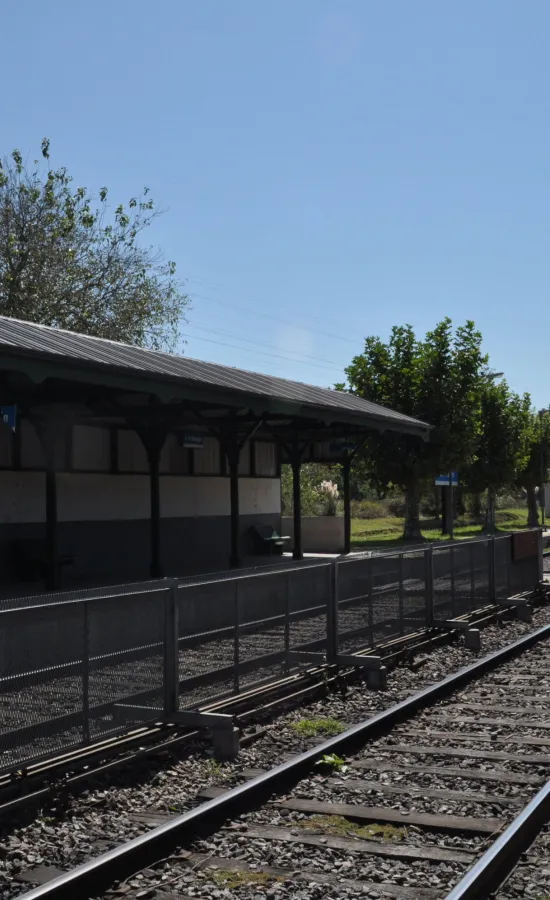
[342, 319, 487, 539]
[281, 463, 341, 516]
[514, 409, 550, 527]
[0, 139, 188, 349]
[464, 382, 531, 531]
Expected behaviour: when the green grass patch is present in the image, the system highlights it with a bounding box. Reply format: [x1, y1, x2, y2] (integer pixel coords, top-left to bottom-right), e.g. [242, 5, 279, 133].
[211, 870, 285, 889]
[290, 717, 345, 738]
[296, 813, 407, 842]
[350, 507, 530, 550]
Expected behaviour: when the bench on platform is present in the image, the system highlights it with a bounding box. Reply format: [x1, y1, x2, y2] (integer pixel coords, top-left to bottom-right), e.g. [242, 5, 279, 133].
[250, 525, 291, 556]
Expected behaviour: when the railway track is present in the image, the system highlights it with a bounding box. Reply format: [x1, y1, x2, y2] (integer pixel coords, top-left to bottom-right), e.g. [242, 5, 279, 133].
[12, 612, 550, 900]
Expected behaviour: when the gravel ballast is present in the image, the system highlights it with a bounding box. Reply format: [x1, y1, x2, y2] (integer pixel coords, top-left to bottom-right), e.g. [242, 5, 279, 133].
[2, 604, 550, 899]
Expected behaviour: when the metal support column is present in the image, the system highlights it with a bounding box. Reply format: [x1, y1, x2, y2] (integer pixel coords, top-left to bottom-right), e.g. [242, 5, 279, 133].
[33, 417, 66, 592]
[291, 437, 303, 561]
[44, 465, 59, 591]
[228, 453, 240, 568]
[135, 424, 168, 580]
[148, 443, 162, 579]
[343, 456, 352, 555]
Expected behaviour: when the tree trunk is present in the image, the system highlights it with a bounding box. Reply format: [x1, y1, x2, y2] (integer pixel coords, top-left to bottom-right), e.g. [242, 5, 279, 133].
[403, 482, 423, 540]
[472, 492, 483, 525]
[527, 484, 539, 527]
[484, 487, 496, 533]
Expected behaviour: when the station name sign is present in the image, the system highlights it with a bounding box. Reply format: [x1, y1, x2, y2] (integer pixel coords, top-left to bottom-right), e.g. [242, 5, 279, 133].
[0, 405, 16, 432]
[182, 433, 204, 449]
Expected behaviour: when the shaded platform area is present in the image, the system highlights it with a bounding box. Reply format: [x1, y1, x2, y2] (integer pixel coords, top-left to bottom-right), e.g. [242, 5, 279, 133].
[0, 315, 429, 593]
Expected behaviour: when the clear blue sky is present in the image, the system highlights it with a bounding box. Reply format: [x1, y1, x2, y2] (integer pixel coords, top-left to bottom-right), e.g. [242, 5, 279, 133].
[2, 1, 549, 406]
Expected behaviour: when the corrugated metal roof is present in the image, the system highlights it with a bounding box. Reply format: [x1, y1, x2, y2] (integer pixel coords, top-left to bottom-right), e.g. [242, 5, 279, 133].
[0, 316, 429, 434]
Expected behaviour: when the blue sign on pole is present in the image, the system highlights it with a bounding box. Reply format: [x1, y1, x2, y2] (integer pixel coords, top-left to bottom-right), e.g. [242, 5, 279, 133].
[0, 405, 16, 432]
[435, 471, 458, 487]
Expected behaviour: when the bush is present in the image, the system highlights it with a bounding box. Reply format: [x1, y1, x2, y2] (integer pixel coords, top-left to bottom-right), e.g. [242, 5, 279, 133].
[350, 499, 386, 519]
[387, 497, 406, 517]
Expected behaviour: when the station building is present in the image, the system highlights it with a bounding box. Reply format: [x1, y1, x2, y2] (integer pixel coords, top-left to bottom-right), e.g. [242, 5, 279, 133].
[0, 316, 429, 590]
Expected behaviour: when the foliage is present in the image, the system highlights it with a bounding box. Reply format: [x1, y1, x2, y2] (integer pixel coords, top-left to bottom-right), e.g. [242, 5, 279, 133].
[290, 717, 345, 738]
[281, 463, 341, 516]
[315, 752, 348, 772]
[342, 319, 487, 539]
[514, 409, 550, 525]
[350, 499, 387, 519]
[0, 140, 189, 349]
[463, 381, 531, 529]
[296, 814, 407, 842]
[211, 870, 284, 889]
[319, 480, 339, 516]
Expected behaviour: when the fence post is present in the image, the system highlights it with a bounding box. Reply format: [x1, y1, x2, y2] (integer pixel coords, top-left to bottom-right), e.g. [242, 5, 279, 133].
[488, 536, 496, 603]
[424, 546, 434, 628]
[163, 580, 179, 718]
[233, 580, 240, 692]
[538, 527, 544, 583]
[327, 560, 339, 664]
[398, 554, 405, 635]
[82, 602, 90, 744]
[284, 573, 291, 672]
[450, 545, 456, 618]
[367, 560, 374, 648]
[469, 543, 476, 611]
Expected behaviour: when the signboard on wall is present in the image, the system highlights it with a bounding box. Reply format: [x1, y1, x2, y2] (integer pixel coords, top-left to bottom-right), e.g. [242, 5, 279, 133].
[182, 433, 203, 449]
[0, 405, 16, 432]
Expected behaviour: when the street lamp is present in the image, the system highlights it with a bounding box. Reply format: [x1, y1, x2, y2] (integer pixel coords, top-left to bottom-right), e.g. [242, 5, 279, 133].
[539, 409, 549, 530]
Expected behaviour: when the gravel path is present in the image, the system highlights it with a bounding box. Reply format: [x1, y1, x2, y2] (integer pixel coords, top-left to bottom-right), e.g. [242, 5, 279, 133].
[3, 604, 550, 899]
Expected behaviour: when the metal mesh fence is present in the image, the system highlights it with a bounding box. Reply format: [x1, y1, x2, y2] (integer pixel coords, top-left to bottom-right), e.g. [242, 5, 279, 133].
[433, 547, 453, 619]
[494, 537, 511, 601]
[401, 551, 427, 632]
[336, 556, 373, 652]
[0, 530, 542, 774]
[0, 602, 86, 771]
[86, 589, 166, 739]
[471, 540, 490, 607]
[177, 579, 237, 709]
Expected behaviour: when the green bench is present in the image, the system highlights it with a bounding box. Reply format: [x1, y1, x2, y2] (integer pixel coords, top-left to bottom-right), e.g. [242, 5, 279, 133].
[251, 525, 291, 556]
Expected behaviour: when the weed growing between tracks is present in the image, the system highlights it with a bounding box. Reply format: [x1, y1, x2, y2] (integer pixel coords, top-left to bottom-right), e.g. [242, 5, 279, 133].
[294, 814, 407, 842]
[290, 718, 345, 739]
[211, 869, 285, 889]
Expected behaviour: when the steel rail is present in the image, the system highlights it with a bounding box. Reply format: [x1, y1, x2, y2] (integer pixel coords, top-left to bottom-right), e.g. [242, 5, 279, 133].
[444, 777, 550, 899]
[19, 620, 550, 900]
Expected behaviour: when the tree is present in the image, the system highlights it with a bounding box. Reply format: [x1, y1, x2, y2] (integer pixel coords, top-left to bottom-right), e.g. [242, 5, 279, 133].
[0, 139, 189, 349]
[281, 463, 341, 516]
[515, 409, 550, 527]
[464, 381, 531, 531]
[342, 319, 487, 540]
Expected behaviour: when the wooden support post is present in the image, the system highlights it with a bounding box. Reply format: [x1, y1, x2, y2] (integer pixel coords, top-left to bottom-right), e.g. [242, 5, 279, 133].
[343, 455, 351, 555]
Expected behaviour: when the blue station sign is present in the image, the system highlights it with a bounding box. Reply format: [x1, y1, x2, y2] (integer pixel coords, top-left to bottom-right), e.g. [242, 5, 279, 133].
[0, 405, 16, 432]
[435, 471, 458, 487]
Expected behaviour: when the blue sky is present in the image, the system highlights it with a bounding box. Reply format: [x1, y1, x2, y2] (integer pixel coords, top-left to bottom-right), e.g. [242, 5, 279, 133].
[2, 1, 550, 406]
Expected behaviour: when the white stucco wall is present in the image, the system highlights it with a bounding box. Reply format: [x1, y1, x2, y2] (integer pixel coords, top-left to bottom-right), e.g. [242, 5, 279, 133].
[0, 471, 281, 523]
